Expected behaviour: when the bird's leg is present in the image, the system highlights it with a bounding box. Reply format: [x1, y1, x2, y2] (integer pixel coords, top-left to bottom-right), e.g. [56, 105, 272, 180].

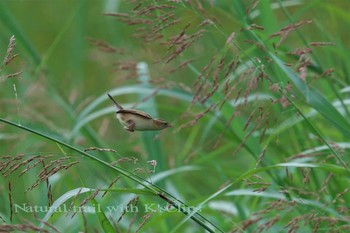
[125, 119, 135, 132]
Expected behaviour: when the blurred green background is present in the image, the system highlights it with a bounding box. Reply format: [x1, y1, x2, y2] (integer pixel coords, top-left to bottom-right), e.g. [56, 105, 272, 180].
[1, 0, 350, 232]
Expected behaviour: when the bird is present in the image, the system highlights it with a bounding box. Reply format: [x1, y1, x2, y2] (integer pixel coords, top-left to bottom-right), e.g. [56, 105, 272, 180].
[107, 93, 173, 132]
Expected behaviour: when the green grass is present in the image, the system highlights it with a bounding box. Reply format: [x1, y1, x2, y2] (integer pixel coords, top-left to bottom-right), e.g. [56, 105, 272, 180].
[1, 0, 350, 232]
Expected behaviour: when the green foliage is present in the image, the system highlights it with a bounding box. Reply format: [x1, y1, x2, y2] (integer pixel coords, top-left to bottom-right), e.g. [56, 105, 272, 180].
[1, 0, 350, 232]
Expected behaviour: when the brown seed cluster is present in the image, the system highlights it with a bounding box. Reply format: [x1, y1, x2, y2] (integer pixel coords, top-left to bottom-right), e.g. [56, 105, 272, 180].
[0, 223, 50, 233]
[270, 20, 313, 48]
[118, 196, 139, 223]
[87, 37, 125, 54]
[0, 154, 78, 191]
[103, 1, 298, 154]
[229, 171, 350, 232]
[0, 35, 22, 81]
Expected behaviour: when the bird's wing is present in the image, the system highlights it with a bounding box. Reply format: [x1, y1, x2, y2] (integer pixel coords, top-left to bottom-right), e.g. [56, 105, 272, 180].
[117, 109, 153, 119]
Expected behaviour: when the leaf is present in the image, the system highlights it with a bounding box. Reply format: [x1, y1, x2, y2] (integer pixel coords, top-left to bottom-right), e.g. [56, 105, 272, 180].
[270, 53, 350, 139]
[39, 188, 91, 230]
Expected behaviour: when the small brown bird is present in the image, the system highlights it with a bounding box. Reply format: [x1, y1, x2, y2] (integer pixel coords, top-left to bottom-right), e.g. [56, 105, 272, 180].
[107, 93, 173, 132]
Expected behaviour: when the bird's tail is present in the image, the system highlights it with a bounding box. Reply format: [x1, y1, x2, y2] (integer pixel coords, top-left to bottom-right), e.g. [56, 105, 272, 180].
[107, 93, 124, 110]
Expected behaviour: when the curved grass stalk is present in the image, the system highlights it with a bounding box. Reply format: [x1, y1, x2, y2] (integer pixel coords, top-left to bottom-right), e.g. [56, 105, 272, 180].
[0, 117, 223, 232]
